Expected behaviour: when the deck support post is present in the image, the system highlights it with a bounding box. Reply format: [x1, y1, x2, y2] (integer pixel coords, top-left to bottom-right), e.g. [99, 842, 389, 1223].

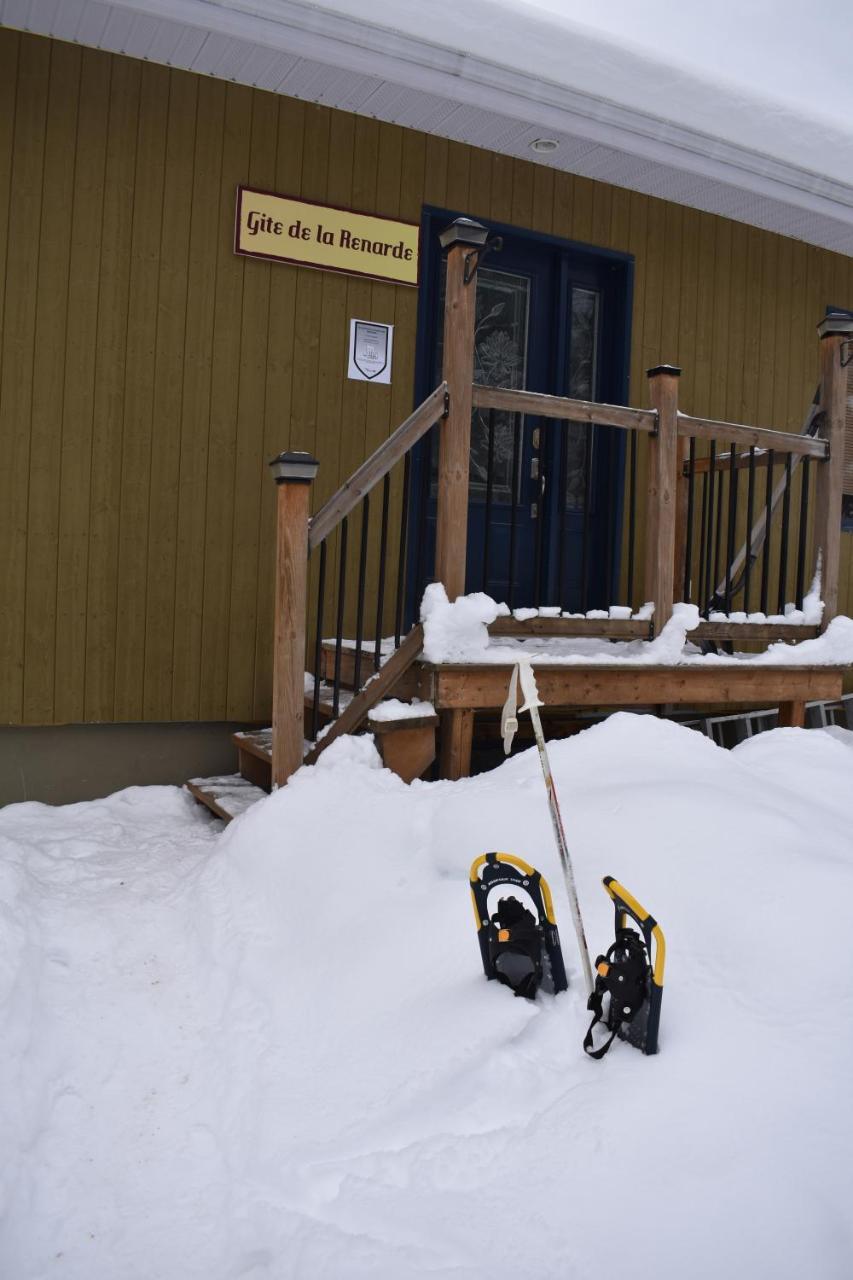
[440, 708, 475, 780]
[645, 364, 681, 634]
[814, 318, 850, 629]
[269, 450, 319, 788]
[435, 218, 488, 601]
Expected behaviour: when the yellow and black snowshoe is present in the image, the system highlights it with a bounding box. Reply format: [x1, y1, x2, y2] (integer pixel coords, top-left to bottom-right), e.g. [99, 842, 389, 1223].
[584, 877, 665, 1058]
[469, 852, 568, 999]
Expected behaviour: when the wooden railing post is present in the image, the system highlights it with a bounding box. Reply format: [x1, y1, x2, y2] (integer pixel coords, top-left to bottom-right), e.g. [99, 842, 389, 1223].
[644, 364, 681, 634]
[435, 217, 488, 600]
[814, 316, 850, 628]
[269, 450, 319, 788]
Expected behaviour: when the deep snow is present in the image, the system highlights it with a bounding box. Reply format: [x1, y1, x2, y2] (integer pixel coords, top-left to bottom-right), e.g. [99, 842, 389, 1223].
[2, 716, 853, 1278]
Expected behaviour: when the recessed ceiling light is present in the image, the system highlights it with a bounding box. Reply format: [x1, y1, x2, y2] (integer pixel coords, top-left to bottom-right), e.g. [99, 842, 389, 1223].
[530, 138, 559, 154]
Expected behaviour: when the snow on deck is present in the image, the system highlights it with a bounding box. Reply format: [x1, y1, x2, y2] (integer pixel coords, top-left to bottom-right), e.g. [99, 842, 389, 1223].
[1, 720, 853, 1277]
[420, 585, 853, 667]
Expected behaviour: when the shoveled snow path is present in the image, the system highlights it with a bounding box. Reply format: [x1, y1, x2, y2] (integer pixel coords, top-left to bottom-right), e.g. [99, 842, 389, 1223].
[1, 717, 852, 1278]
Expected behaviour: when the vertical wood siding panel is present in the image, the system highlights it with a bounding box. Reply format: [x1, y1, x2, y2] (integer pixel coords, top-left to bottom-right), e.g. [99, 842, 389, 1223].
[252, 97, 307, 718]
[0, 30, 19, 352]
[84, 55, 140, 721]
[509, 156, 533, 230]
[142, 69, 198, 720]
[113, 63, 169, 721]
[551, 171, 575, 244]
[571, 176, 594, 244]
[659, 202, 682, 368]
[198, 83, 253, 721]
[771, 236, 794, 430]
[0, 35, 49, 724]
[467, 145, 491, 223]
[786, 241, 809, 431]
[423, 134, 448, 210]
[640, 198, 665, 373]
[724, 223, 748, 423]
[591, 179, 612, 250]
[676, 208, 700, 411]
[709, 219, 733, 421]
[171, 77, 225, 720]
[740, 227, 763, 423]
[445, 141, 470, 215]
[756, 233, 779, 429]
[691, 214, 715, 416]
[531, 164, 554, 238]
[226, 89, 278, 720]
[489, 152, 513, 224]
[23, 42, 79, 723]
[54, 48, 110, 724]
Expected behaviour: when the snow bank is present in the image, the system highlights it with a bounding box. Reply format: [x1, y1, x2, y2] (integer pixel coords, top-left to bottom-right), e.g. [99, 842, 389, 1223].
[2, 717, 853, 1277]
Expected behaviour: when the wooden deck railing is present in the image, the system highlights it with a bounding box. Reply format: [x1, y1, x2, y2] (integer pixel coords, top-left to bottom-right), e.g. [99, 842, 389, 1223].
[269, 217, 850, 785]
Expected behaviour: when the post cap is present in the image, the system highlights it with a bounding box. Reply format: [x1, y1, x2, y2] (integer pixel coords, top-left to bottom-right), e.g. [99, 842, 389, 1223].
[818, 314, 853, 339]
[646, 364, 682, 378]
[438, 217, 489, 250]
[268, 451, 319, 484]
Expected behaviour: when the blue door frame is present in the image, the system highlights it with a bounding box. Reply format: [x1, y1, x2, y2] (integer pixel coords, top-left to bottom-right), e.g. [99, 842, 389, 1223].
[408, 207, 633, 617]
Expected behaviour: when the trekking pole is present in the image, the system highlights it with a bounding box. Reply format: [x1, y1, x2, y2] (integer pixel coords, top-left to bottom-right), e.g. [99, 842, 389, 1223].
[502, 660, 594, 996]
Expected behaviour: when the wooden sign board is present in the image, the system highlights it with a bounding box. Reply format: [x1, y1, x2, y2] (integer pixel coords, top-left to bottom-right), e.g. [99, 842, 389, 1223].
[235, 187, 419, 286]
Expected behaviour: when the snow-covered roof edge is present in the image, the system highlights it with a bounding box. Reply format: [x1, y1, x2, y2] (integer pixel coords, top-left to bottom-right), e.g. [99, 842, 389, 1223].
[4, 0, 853, 255]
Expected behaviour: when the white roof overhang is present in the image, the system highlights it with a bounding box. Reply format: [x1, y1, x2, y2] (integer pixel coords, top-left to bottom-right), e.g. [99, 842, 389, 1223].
[3, 0, 853, 255]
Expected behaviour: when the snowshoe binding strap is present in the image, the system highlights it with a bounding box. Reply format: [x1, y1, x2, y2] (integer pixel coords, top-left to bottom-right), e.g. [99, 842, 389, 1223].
[469, 853, 568, 997]
[489, 895, 543, 999]
[583, 928, 650, 1058]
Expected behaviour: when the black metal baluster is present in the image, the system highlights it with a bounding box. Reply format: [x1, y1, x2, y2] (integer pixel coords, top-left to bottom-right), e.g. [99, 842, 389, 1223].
[777, 454, 792, 614]
[311, 541, 327, 741]
[712, 456, 724, 610]
[703, 441, 717, 614]
[697, 470, 709, 615]
[414, 430, 432, 605]
[580, 424, 594, 611]
[394, 456, 411, 646]
[626, 429, 637, 607]
[760, 450, 774, 614]
[795, 457, 811, 608]
[332, 517, 348, 718]
[352, 496, 369, 696]
[507, 413, 521, 609]
[724, 442, 738, 613]
[482, 409, 496, 592]
[375, 473, 391, 667]
[684, 436, 696, 602]
[744, 448, 756, 613]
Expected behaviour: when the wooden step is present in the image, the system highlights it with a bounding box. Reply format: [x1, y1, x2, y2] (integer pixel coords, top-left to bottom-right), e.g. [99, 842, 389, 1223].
[186, 774, 268, 823]
[367, 703, 439, 783]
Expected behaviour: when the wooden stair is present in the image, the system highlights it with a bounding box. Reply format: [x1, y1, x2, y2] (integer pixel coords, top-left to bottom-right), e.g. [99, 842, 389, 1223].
[186, 624, 437, 822]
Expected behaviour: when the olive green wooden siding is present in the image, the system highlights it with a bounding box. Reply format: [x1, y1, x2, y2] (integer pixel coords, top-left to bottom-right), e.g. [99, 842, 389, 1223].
[2, 27, 853, 727]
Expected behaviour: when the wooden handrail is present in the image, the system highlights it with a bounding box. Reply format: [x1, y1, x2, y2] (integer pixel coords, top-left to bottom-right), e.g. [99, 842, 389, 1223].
[472, 384, 657, 433]
[308, 382, 448, 550]
[677, 411, 828, 458]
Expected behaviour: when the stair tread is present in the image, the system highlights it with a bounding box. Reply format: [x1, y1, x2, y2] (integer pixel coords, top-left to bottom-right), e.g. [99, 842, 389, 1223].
[186, 774, 267, 823]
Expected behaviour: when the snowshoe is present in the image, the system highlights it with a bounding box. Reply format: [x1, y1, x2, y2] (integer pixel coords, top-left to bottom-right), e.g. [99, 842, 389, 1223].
[469, 852, 568, 999]
[584, 876, 665, 1058]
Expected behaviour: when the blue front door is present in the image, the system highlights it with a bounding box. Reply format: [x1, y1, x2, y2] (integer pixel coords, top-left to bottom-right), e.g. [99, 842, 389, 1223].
[412, 212, 632, 611]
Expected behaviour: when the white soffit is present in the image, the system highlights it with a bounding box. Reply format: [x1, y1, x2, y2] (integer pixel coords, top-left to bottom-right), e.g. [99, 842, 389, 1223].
[3, 0, 853, 256]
